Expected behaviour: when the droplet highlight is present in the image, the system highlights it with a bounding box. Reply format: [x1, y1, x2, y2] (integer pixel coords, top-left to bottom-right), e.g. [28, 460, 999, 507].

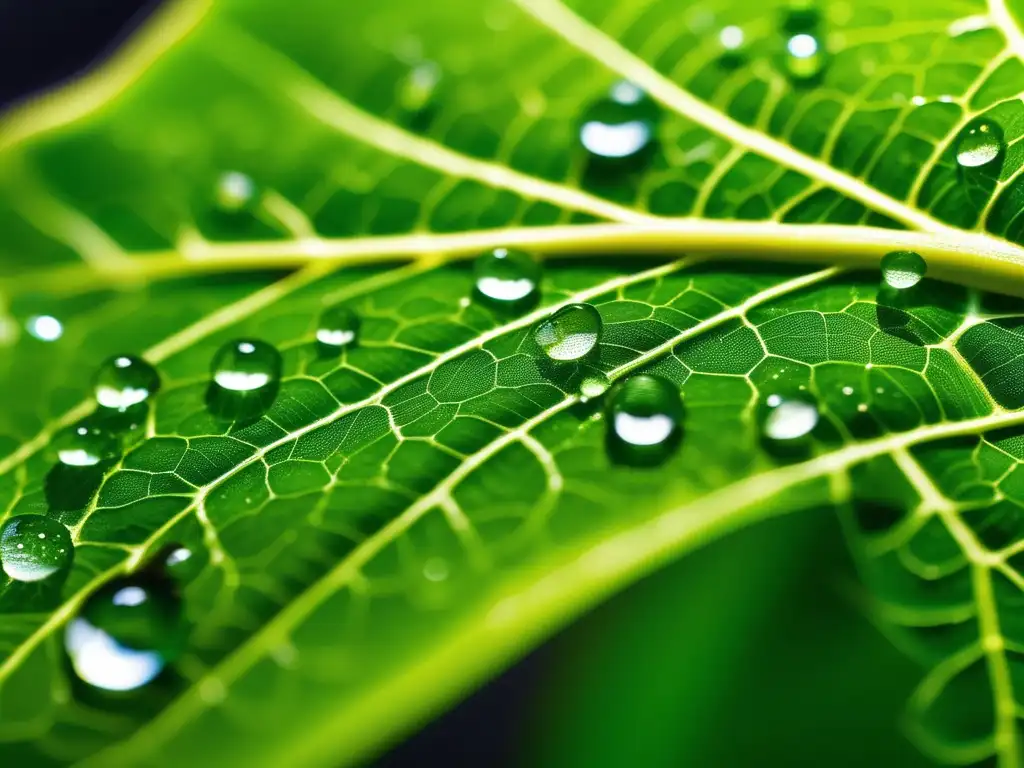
[54, 422, 118, 467]
[955, 119, 1004, 169]
[215, 172, 257, 213]
[579, 81, 659, 162]
[211, 339, 281, 393]
[0, 515, 73, 582]
[534, 304, 602, 362]
[783, 32, 825, 80]
[65, 573, 186, 692]
[94, 355, 161, 410]
[606, 374, 683, 466]
[316, 306, 360, 350]
[881, 250, 927, 290]
[474, 248, 541, 305]
[27, 314, 62, 342]
[760, 393, 819, 443]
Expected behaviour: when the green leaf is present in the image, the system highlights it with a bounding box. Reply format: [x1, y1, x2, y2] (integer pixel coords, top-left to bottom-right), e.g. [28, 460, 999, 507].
[3, 0, 1024, 765]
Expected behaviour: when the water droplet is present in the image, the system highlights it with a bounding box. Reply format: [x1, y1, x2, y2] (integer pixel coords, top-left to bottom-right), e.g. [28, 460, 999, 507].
[215, 172, 257, 213]
[423, 557, 450, 582]
[94, 355, 161, 410]
[316, 306, 360, 350]
[578, 81, 659, 162]
[760, 393, 819, 442]
[211, 339, 281, 393]
[0, 515, 73, 582]
[579, 372, 611, 401]
[398, 61, 441, 113]
[65, 573, 186, 692]
[881, 250, 927, 290]
[27, 314, 62, 341]
[534, 304, 602, 362]
[606, 374, 683, 466]
[955, 118, 1004, 169]
[783, 32, 825, 80]
[54, 422, 118, 467]
[473, 248, 541, 305]
[719, 25, 745, 52]
[165, 546, 192, 568]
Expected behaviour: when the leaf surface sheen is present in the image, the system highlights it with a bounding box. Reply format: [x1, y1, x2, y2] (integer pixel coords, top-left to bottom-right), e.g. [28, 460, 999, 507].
[2, 0, 1024, 765]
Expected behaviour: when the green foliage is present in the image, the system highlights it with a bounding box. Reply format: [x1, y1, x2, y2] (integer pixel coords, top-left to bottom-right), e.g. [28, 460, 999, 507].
[3, 0, 1024, 765]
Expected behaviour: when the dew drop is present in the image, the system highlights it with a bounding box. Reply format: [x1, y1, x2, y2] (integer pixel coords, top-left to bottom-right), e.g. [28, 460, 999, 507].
[398, 60, 441, 113]
[94, 355, 161, 410]
[760, 393, 819, 442]
[54, 422, 118, 467]
[783, 32, 825, 80]
[881, 250, 927, 290]
[316, 306, 360, 350]
[534, 303, 602, 362]
[215, 171, 257, 213]
[473, 248, 541, 305]
[606, 374, 683, 466]
[211, 339, 281, 393]
[165, 546, 192, 568]
[579, 372, 611, 401]
[578, 81, 659, 162]
[0, 515, 73, 582]
[65, 573, 186, 692]
[423, 557, 450, 582]
[955, 118, 1004, 169]
[27, 314, 62, 342]
[719, 25, 745, 52]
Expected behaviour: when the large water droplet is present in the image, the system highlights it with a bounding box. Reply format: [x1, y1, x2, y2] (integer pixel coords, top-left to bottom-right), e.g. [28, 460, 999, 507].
[578, 81, 659, 162]
[27, 314, 62, 342]
[316, 306, 360, 350]
[881, 250, 927, 290]
[474, 248, 541, 305]
[760, 392, 819, 447]
[54, 422, 119, 467]
[65, 573, 186, 692]
[783, 32, 825, 80]
[606, 374, 683, 466]
[211, 339, 281, 393]
[215, 172, 257, 213]
[0, 515, 73, 582]
[94, 355, 161, 410]
[955, 119, 1004, 169]
[534, 303, 602, 362]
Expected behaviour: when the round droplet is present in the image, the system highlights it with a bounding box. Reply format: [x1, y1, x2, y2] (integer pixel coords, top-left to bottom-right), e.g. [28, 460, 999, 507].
[0, 515, 73, 582]
[606, 374, 683, 466]
[534, 303, 602, 362]
[783, 33, 825, 80]
[955, 119, 1004, 169]
[27, 314, 62, 342]
[54, 422, 119, 467]
[215, 171, 257, 213]
[398, 61, 441, 113]
[578, 81, 660, 161]
[881, 250, 927, 290]
[474, 248, 541, 305]
[165, 546, 192, 568]
[65, 573, 186, 692]
[94, 355, 161, 410]
[316, 306, 360, 350]
[579, 372, 611, 400]
[760, 393, 819, 443]
[719, 25, 746, 55]
[211, 339, 281, 393]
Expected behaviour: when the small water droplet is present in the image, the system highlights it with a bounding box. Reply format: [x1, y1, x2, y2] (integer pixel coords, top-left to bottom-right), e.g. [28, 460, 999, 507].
[579, 372, 611, 401]
[534, 303, 602, 362]
[54, 422, 118, 467]
[65, 573, 186, 691]
[398, 61, 441, 113]
[27, 314, 62, 342]
[215, 172, 257, 213]
[783, 32, 825, 80]
[165, 546, 192, 568]
[881, 250, 927, 290]
[955, 118, 1004, 169]
[606, 374, 683, 466]
[0, 515, 73, 582]
[423, 557, 450, 582]
[316, 306, 360, 350]
[94, 355, 161, 410]
[761, 393, 819, 442]
[211, 339, 281, 393]
[474, 248, 541, 306]
[578, 81, 659, 162]
[719, 25, 745, 52]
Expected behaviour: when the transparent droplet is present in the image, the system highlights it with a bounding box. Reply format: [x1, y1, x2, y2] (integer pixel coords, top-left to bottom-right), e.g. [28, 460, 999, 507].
[211, 339, 281, 393]
[534, 303, 602, 362]
[578, 81, 660, 161]
[54, 422, 119, 467]
[398, 60, 441, 113]
[423, 557, 450, 582]
[606, 374, 683, 466]
[760, 393, 819, 443]
[94, 355, 161, 410]
[65, 573, 186, 692]
[783, 33, 825, 80]
[579, 372, 611, 401]
[316, 306, 360, 350]
[473, 248, 541, 305]
[720, 25, 745, 51]
[165, 546, 192, 568]
[27, 314, 62, 342]
[215, 171, 257, 213]
[881, 250, 927, 290]
[955, 119, 1004, 169]
[0, 515, 73, 582]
